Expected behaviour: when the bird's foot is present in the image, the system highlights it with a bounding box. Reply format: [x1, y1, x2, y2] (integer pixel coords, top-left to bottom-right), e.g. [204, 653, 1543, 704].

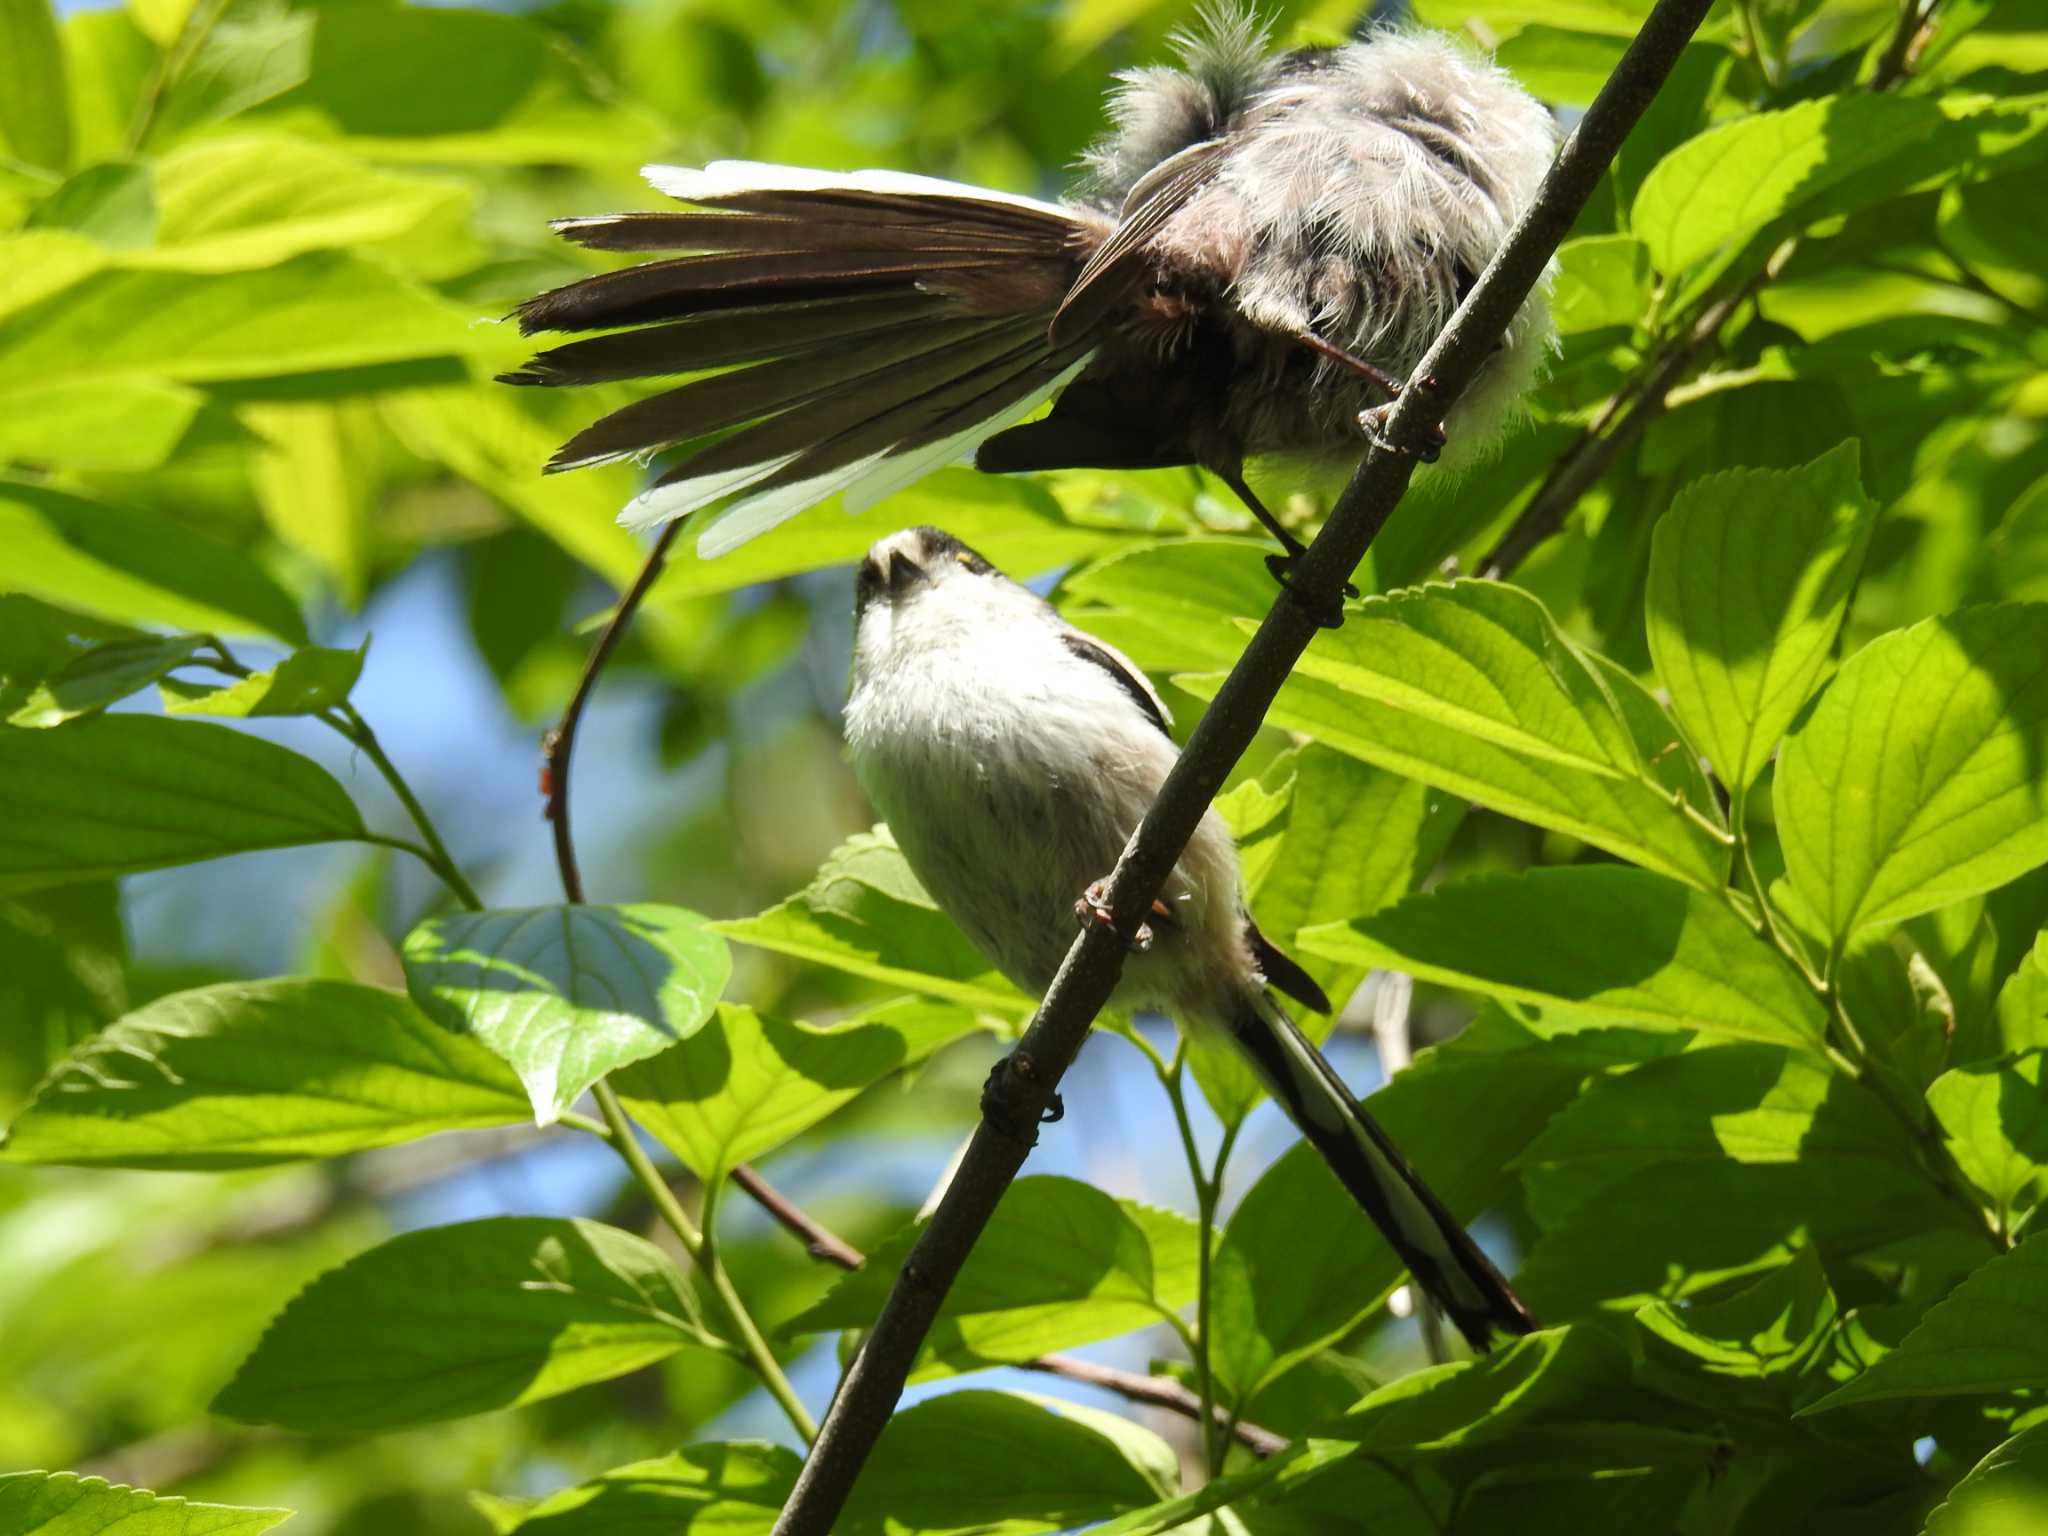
[1263, 552, 1351, 630]
[1074, 879, 1158, 952]
[981, 1051, 1063, 1144]
[1359, 397, 1447, 463]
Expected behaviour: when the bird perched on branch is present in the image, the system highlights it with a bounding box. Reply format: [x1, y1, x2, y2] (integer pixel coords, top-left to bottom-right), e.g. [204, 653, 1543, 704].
[842, 525, 1537, 1349]
[502, 8, 1557, 598]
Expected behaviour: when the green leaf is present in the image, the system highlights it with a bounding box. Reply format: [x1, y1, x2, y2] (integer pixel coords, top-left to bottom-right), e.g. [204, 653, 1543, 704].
[0, 251, 477, 388]
[837, 1390, 1176, 1534]
[1776, 605, 2048, 941]
[1206, 1008, 1658, 1397]
[0, 376, 203, 472]
[1, 978, 529, 1168]
[1632, 1248, 1840, 1413]
[0, 714, 366, 896]
[1334, 1326, 1635, 1450]
[29, 160, 154, 246]
[1804, 1235, 2048, 1412]
[1926, 1423, 2048, 1536]
[0, 0, 70, 171]
[0, 882, 124, 1116]
[1631, 93, 1948, 273]
[138, 133, 469, 272]
[0, 1472, 288, 1536]
[1929, 1051, 2048, 1228]
[245, 400, 381, 606]
[1551, 233, 1653, 335]
[0, 481, 305, 641]
[1183, 641, 1732, 892]
[0, 597, 131, 717]
[382, 385, 646, 587]
[402, 904, 731, 1125]
[1518, 1044, 1966, 1309]
[213, 1217, 709, 1432]
[162, 646, 363, 718]
[1300, 867, 1825, 1048]
[1285, 581, 1647, 777]
[1060, 537, 1273, 676]
[1083, 1439, 1361, 1536]
[650, 469, 1149, 602]
[7, 632, 201, 727]
[785, 1176, 1198, 1381]
[713, 828, 1030, 1014]
[613, 998, 979, 1184]
[491, 1443, 798, 1535]
[1994, 935, 2048, 1055]
[1647, 443, 1878, 793]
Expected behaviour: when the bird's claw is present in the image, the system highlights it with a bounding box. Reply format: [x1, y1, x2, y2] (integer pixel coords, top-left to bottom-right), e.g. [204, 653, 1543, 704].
[981, 1051, 1063, 1144]
[1359, 402, 1446, 463]
[1263, 552, 1350, 630]
[1075, 879, 1154, 951]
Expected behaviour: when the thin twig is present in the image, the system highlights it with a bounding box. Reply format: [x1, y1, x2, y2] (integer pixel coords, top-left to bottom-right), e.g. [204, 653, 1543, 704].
[728, 1160, 1285, 1454]
[1477, 248, 1787, 580]
[733, 1163, 868, 1269]
[544, 522, 683, 904]
[1020, 1355, 1288, 1458]
[770, 5, 1718, 1527]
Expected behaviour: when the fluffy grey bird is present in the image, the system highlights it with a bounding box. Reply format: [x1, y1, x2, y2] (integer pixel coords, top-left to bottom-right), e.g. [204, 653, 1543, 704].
[842, 524, 1536, 1349]
[502, 9, 1557, 588]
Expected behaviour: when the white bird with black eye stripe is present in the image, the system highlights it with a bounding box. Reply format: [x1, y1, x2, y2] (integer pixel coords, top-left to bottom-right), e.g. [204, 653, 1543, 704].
[842, 525, 1536, 1350]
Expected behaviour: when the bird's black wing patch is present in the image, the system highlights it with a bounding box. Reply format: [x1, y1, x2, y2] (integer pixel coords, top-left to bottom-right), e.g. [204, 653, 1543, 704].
[1248, 918, 1332, 1015]
[1060, 632, 1171, 738]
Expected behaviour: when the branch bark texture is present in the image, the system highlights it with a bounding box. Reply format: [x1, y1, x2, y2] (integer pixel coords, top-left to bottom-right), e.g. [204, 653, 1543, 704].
[772, 2, 1718, 1527]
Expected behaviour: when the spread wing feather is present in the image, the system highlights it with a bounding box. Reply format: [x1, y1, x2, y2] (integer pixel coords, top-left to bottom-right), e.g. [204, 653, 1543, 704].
[506, 163, 1110, 543]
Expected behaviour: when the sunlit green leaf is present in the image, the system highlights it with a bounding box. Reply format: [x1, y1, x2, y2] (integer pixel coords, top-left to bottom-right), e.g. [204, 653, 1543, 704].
[493, 1443, 797, 1535]
[1632, 94, 1947, 273]
[1929, 1051, 2048, 1228]
[0, 376, 203, 472]
[1182, 648, 1731, 892]
[652, 470, 1151, 603]
[1804, 1236, 2048, 1412]
[213, 1217, 710, 1432]
[0, 1472, 287, 1536]
[1206, 1009, 1658, 1397]
[0, 252, 478, 387]
[1633, 1248, 1839, 1411]
[0, 714, 366, 896]
[7, 632, 200, 727]
[1994, 935, 2048, 1055]
[1, 978, 529, 1167]
[0, 0, 70, 171]
[615, 998, 978, 1184]
[838, 1391, 1176, 1535]
[1518, 1044, 1966, 1310]
[402, 904, 728, 1126]
[1647, 443, 1877, 793]
[1776, 605, 2048, 941]
[786, 1177, 1198, 1381]
[138, 133, 470, 272]
[1301, 867, 1824, 1048]
[0, 881, 124, 1117]
[1334, 1326, 1634, 1450]
[714, 827, 1031, 1015]
[0, 480, 304, 641]
[162, 645, 363, 719]
[1926, 1423, 2048, 1536]
[1551, 233, 1653, 334]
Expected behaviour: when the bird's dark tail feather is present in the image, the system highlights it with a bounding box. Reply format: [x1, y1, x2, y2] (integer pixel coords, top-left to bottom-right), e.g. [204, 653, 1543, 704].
[500, 161, 1107, 552]
[1221, 989, 1537, 1350]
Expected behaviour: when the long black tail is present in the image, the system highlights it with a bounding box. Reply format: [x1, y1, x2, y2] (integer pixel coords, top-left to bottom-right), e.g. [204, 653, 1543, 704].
[1220, 989, 1537, 1350]
[501, 161, 1104, 552]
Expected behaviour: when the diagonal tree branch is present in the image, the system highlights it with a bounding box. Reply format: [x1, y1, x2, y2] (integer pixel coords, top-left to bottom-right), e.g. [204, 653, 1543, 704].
[770, 2, 1719, 1527]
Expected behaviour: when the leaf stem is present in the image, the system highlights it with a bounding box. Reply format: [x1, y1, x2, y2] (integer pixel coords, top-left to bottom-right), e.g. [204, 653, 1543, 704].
[591, 1081, 819, 1442]
[328, 702, 485, 912]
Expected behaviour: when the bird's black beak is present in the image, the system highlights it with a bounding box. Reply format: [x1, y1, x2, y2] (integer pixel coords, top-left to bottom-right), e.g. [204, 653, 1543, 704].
[855, 547, 928, 612]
